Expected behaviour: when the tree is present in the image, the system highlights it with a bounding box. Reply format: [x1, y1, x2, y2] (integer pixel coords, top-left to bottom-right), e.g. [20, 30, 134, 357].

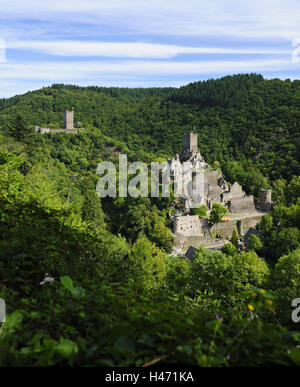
[271, 227, 300, 259]
[149, 221, 173, 252]
[230, 229, 239, 249]
[286, 176, 300, 205]
[128, 234, 167, 291]
[257, 214, 274, 243]
[189, 248, 269, 300]
[271, 179, 286, 205]
[190, 204, 207, 218]
[272, 248, 300, 324]
[165, 256, 190, 293]
[8, 114, 34, 144]
[247, 234, 263, 252]
[82, 189, 105, 228]
[0, 151, 24, 206]
[221, 242, 238, 256]
[209, 203, 227, 225]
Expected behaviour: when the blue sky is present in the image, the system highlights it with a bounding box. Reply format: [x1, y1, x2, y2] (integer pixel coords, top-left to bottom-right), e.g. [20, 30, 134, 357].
[0, 0, 300, 97]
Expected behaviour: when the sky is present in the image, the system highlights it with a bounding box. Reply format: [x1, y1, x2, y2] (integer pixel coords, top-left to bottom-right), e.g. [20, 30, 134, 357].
[0, 0, 300, 98]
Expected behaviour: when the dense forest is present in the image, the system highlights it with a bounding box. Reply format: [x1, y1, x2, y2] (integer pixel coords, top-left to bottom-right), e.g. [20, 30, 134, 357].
[0, 74, 299, 367]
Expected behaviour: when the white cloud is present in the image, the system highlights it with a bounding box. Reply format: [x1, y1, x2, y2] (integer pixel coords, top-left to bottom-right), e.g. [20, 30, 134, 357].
[0, 58, 297, 81]
[0, 0, 299, 40]
[7, 40, 291, 58]
[0, 0, 299, 97]
[1, 56, 299, 98]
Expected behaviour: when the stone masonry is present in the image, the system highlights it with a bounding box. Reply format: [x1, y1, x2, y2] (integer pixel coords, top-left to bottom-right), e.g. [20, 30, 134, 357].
[170, 132, 271, 244]
[64, 110, 74, 130]
[35, 110, 88, 134]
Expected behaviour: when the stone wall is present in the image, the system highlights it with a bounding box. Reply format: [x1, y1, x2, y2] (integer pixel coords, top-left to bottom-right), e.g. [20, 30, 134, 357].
[210, 214, 263, 239]
[35, 127, 88, 135]
[174, 214, 264, 245]
[230, 182, 244, 198]
[204, 170, 224, 204]
[174, 235, 219, 249]
[230, 195, 255, 213]
[174, 215, 202, 236]
[210, 221, 237, 239]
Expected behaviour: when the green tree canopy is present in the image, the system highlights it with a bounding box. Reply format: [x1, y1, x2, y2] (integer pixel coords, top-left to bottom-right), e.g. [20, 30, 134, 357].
[209, 203, 227, 225]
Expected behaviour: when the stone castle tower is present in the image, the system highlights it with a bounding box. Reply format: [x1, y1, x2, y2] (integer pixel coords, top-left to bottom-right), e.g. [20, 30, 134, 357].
[180, 132, 198, 162]
[35, 109, 88, 134]
[260, 189, 272, 211]
[64, 110, 74, 130]
[183, 132, 198, 153]
[259, 189, 272, 211]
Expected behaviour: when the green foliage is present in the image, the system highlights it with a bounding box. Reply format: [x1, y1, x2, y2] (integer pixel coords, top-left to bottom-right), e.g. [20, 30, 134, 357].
[230, 229, 239, 248]
[0, 151, 24, 206]
[107, 197, 173, 251]
[0, 75, 300, 366]
[189, 248, 269, 303]
[8, 114, 35, 145]
[209, 203, 227, 225]
[272, 248, 300, 325]
[221, 242, 238, 256]
[271, 179, 286, 205]
[81, 188, 105, 229]
[286, 176, 300, 205]
[1, 74, 300, 187]
[128, 234, 167, 291]
[190, 204, 207, 218]
[165, 256, 190, 293]
[247, 234, 263, 252]
[149, 221, 173, 252]
[271, 227, 300, 259]
[258, 207, 300, 260]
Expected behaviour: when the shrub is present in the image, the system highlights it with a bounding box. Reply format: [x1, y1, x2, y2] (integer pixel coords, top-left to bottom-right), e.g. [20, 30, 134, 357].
[189, 248, 269, 304]
[128, 234, 167, 291]
[165, 256, 191, 293]
[247, 234, 263, 252]
[272, 248, 300, 325]
[190, 205, 207, 218]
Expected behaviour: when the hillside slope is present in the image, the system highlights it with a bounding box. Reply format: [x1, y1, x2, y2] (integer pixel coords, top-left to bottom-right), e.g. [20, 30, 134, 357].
[0, 74, 299, 184]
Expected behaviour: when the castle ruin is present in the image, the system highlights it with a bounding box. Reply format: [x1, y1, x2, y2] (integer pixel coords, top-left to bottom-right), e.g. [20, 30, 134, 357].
[170, 132, 272, 247]
[35, 110, 88, 134]
[64, 110, 74, 130]
[259, 189, 272, 211]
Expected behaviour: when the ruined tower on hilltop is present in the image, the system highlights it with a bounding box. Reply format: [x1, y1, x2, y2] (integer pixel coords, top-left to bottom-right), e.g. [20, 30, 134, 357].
[180, 132, 198, 162]
[35, 109, 88, 134]
[183, 132, 198, 153]
[64, 109, 74, 130]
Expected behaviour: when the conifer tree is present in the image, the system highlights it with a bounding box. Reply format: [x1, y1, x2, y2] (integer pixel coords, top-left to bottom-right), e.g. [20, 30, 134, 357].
[230, 229, 239, 249]
[8, 114, 34, 144]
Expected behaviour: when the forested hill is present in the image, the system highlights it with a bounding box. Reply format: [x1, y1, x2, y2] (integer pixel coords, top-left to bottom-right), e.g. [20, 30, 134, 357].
[0, 73, 299, 185]
[1, 74, 300, 367]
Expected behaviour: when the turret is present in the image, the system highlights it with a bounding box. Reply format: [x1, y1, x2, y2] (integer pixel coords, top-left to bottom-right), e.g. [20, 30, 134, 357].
[182, 132, 198, 153]
[180, 132, 198, 162]
[260, 189, 272, 211]
[64, 109, 74, 130]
